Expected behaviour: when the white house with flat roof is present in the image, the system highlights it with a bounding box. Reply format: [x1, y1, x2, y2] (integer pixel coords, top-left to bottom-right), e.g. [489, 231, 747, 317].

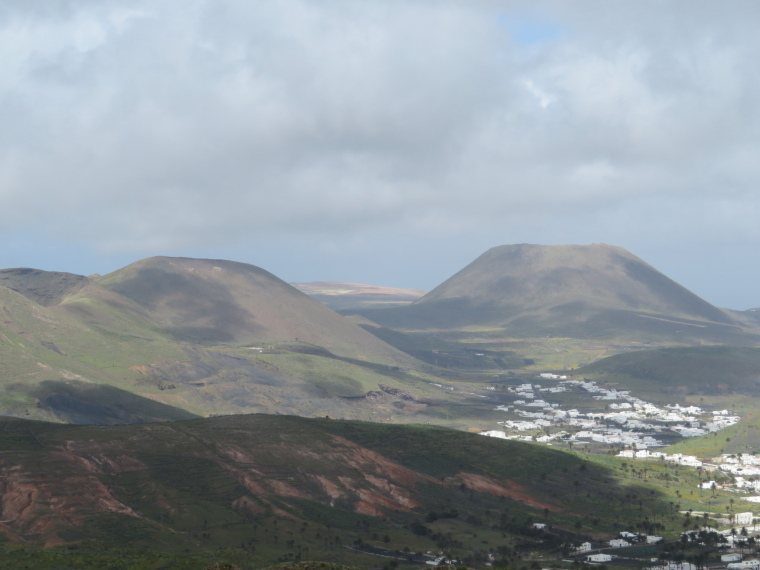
[736, 512, 755, 526]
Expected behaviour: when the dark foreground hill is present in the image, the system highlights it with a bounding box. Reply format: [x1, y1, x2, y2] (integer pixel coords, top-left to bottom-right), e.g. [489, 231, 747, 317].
[355, 244, 755, 343]
[0, 414, 670, 565]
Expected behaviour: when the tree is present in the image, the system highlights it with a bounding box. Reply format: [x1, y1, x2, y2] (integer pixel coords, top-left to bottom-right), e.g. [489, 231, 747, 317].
[680, 533, 689, 556]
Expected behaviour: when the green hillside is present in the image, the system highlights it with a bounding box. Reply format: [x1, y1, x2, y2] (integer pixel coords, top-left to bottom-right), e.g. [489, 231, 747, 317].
[665, 410, 760, 457]
[0, 414, 690, 567]
[0, 260, 452, 425]
[4, 250, 760, 429]
[0, 285, 188, 419]
[578, 346, 760, 400]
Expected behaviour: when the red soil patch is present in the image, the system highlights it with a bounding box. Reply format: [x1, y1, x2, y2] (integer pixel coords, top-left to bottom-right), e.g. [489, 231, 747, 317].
[454, 472, 562, 512]
[328, 435, 437, 488]
[355, 501, 386, 517]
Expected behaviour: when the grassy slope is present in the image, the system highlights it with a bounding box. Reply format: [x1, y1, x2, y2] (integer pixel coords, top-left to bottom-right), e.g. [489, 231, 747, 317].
[0, 259, 448, 424]
[665, 411, 760, 458]
[0, 414, 689, 566]
[0, 281, 609, 426]
[0, 284, 211, 420]
[0, 287, 326, 422]
[576, 346, 760, 401]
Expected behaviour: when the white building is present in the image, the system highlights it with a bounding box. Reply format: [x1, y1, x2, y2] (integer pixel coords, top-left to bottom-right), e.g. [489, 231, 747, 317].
[650, 562, 696, 570]
[736, 512, 755, 526]
[728, 560, 760, 570]
[480, 430, 508, 439]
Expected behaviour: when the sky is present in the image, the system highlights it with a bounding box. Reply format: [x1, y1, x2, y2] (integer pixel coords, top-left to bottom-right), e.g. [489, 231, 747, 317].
[2, 1, 760, 309]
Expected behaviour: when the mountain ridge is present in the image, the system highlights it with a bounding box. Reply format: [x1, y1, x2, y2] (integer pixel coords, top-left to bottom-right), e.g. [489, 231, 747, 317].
[2, 246, 759, 427]
[95, 256, 409, 362]
[352, 243, 755, 342]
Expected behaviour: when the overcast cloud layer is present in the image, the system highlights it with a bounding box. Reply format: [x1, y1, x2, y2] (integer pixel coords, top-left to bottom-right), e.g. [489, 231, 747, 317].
[2, 1, 760, 308]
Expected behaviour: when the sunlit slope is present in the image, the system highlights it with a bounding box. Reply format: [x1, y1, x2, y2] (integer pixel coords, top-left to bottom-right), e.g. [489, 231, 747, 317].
[0, 267, 172, 341]
[97, 257, 411, 363]
[0, 284, 201, 421]
[0, 264, 427, 424]
[0, 283, 436, 423]
[665, 411, 760, 457]
[357, 243, 754, 342]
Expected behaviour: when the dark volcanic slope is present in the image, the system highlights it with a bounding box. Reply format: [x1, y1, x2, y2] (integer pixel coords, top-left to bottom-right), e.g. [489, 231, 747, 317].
[0, 268, 90, 307]
[356, 244, 750, 340]
[96, 256, 408, 361]
[0, 414, 653, 552]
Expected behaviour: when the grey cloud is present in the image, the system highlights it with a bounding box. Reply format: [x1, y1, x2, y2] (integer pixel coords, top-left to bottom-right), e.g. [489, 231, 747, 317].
[2, 0, 760, 277]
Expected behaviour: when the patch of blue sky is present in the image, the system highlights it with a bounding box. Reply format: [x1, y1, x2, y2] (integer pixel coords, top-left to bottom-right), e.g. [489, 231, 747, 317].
[497, 12, 563, 46]
[0, 229, 129, 276]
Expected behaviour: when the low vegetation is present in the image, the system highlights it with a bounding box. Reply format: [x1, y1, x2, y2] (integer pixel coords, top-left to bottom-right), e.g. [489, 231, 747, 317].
[579, 346, 760, 401]
[0, 414, 716, 568]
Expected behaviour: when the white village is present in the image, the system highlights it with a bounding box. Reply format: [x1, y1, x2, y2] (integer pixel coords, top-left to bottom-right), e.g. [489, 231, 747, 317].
[477, 374, 760, 570]
[481, 374, 740, 450]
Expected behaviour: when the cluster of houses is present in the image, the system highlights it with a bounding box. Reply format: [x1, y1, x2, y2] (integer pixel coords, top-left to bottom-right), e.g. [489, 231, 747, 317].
[643, 558, 760, 570]
[725, 455, 760, 500]
[425, 555, 458, 566]
[616, 449, 704, 467]
[577, 532, 662, 551]
[575, 532, 662, 564]
[578, 530, 760, 568]
[480, 375, 740, 449]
